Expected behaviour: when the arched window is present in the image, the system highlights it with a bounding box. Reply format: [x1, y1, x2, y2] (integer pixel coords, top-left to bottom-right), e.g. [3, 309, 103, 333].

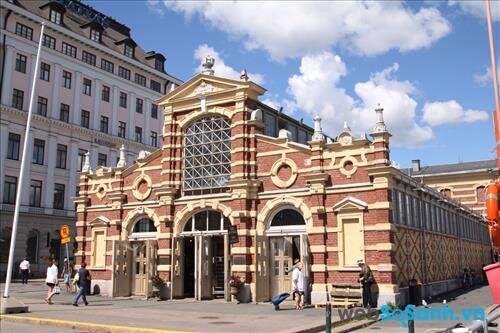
[133, 218, 157, 233]
[183, 116, 231, 195]
[26, 229, 39, 263]
[0, 227, 12, 263]
[183, 210, 231, 233]
[271, 209, 305, 227]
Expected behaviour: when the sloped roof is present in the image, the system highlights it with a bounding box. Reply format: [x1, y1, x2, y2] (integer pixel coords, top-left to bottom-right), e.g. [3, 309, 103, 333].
[405, 159, 497, 176]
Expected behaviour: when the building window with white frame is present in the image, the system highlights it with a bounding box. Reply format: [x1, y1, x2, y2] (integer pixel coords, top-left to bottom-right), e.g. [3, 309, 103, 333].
[42, 34, 56, 49]
[59, 103, 70, 122]
[37, 96, 48, 116]
[135, 73, 146, 86]
[100, 116, 109, 134]
[81, 110, 90, 128]
[82, 51, 96, 66]
[61, 42, 77, 58]
[124, 44, 134, 58]
[62, 70, 72, 89]
[40, 62, 50, 81]
[101, 59, 114, 73]
[3, 176, 17, 204]
[15, 53, 27, 73]
[32, 139, 45, 165]
[136, 98, 143, 114]
[78, 149, 88, 171]
[7, 133, 21, 160]
[12, 88, 24, 110]
[151, 104, 158, 119]
[183, 116, 231, 195]
[118, 121, 126, 138]
[135, 126, 142, 143]
[150, 79, 161, 93]
[15, 23, 33, 40]
[53, 183, 65, 209]
[56, 144, 67, 169]
[151, 131, 158, 147]
[83, 78, 92, 95]
[29, 180, 42, 207]
[118, 66, 131, 80]
[102, 85, 110, 102]
[119, 92, 127, 108]
[49, 9, 62, 24]
[97, 153, 107, 167]
[90, 28, 101, 42]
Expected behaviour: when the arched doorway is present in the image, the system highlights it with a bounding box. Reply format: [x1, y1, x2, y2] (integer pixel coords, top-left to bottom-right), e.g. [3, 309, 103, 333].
[172, 210, 231, 300]
[267, 209, 309, 300]
[128, 218, 158, 296]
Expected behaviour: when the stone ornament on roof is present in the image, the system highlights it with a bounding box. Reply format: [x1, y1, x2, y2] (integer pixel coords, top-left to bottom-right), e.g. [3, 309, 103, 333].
[373, 105, 387, 133]
[82, 151, 92, 173]
[116, 145, 127, 168]
[338, 121, 353, 146]
[311, 115, 325, 142]
[201, 55, 215, 75]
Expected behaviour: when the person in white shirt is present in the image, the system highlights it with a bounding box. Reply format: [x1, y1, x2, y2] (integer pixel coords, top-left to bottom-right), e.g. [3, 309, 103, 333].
[44, 258, 59, 304]
[292, 260, 304, 310]
[19, 257, 30, 284]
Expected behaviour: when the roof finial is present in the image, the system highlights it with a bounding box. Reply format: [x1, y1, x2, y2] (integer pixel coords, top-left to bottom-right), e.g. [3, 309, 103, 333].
[373, 104, 387, 133]
[202, 55, 215, 75]
[82, 152, 92, 173]
[311, 114, 325, 142]
[240, 69, 249, 81]
[116, 145, 127, 168]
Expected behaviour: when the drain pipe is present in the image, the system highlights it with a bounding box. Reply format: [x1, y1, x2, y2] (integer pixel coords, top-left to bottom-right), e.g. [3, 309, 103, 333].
[0, 9, 12, 103]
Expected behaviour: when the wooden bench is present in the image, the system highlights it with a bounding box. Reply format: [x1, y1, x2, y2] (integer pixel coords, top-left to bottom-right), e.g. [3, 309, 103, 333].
[329, 284, 362, 308]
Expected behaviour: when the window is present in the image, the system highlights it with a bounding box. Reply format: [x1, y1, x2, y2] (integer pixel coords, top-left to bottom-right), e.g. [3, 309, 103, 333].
[29, 180, 42, 207]
[155, 59, 163, 72]
[118, 66, 130, 80]
[40, 62, 50, 81]
[183, 211, 230, 233]
[49, 9, 62, 24]
[32, 139, 45, 165]
[15, 23, 33, 40]
[263, 112, 277, 137]
[62, 70, 71, 89]
[90, 29, 100, 42]
[150, 80, 161, 93]
[183, 116, 231, 194]
[151, 131, 158, 147]
[151, 104, 158, 119]
[133, 218, 157, 233]
[83, 78, 91, 95]
[81, 110, 90, 128]
[124, 44, 134, 58]
[15, 53, 27, 73]
[56, 144, 67, 169]
[136, 98, 143, 113]
[42, 34, 56, 49]
[82, 51, 96, 66]
[7, 133, 21, 160]
[78, 149, 88, 171]
[119, 92, 127, 108]
[12, 89, 24, 110]
[97, 153, 107, 167]
[298, 129, 308, 144]
[53, 183, 65, 209]
[101, 59, 114, 73]
[118, 121, 126, 138]
[102, 85, 110, 102]
[59, 103, 69, 122]
[26, 230, 39, 263]
[135, 73, 146, 86]
[135, 127, 142, 143]
[61, 42, 77, 58]
[100, 116, 109, 134]
[3, 176, 17, 204]
[36, 96, 48, 116]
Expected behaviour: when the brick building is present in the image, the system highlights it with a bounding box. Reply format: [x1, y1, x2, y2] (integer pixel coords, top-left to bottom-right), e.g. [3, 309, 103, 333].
[75, 60, 491, 306]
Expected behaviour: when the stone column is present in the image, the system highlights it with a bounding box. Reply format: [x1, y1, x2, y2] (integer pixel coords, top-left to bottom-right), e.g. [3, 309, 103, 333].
[90, 144, 98, 169]
[50, 64, 62, 118]
[65, 139, 79, 211]
[71, 71, 82, 125]
[21, 131, 33, 206]
[43, 134, 57, 208]
[111, 86, 119, 135]
[128, 92, 136, 141]
[144, 98, 151, 146]
[27, 54, 38, 105]
[0, 122, 9, 196]
[92, 79, 102, 130]
[1, 45, 15, 106]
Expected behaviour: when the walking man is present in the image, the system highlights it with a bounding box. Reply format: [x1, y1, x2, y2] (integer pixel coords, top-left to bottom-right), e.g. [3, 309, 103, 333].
[19, 257, 30, 284]
[292, 259, 305, 310]
[357, 259, 374, 308]
[72, 262, 90, 306]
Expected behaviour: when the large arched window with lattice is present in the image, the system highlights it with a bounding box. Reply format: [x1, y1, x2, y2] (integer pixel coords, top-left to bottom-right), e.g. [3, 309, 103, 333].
[183, 116, 231, 195]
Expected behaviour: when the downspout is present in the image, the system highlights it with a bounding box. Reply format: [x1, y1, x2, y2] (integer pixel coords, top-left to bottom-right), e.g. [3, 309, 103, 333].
[0, 9, 12, 104]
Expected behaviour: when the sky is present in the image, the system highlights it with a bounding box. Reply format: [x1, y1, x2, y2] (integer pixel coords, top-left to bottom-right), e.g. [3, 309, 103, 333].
[87, 0, 500, 168]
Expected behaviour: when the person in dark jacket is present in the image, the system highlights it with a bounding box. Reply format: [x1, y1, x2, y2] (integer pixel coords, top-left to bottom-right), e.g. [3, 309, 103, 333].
[357, 259, 374, 308]
[72, 262, 91, 306]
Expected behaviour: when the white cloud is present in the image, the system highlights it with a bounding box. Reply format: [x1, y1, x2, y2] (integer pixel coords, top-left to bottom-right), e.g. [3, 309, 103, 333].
[474, 66, 500, 86]
[193, 44, 264, 85]
[449, 1, 500, 21]
[285, 53, 434, 147]
[165, 1, 451, 60]
[422, 100, 489, 126]
[146, 0, 164, 16]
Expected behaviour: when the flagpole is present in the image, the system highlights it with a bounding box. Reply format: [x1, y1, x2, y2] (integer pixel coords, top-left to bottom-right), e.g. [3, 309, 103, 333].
[3, 22, 45, 299]
[485, 0, 500, 177]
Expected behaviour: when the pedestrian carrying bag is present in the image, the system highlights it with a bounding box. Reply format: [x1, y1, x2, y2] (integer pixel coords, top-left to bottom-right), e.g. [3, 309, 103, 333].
[53, 285, 61, 294]
[72, 272, 79, 285]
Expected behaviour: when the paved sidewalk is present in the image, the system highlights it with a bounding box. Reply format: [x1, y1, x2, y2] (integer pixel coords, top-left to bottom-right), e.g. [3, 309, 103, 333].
[0, 282, 358, 333]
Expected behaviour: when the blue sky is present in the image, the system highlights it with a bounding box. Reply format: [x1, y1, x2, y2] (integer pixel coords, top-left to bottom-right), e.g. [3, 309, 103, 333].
[88, 1, 499, 168]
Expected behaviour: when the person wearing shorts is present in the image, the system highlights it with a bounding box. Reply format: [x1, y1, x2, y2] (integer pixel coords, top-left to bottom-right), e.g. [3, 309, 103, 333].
[45, 259, 58, 304]
[292, 260, 305, 310]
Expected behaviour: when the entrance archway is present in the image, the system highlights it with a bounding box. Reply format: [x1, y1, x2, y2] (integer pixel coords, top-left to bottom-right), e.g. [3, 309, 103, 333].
[171, 210, 231, 301]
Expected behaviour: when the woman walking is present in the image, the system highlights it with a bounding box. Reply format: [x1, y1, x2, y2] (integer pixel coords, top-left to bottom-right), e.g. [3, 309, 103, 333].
[44, 258, 59, 304]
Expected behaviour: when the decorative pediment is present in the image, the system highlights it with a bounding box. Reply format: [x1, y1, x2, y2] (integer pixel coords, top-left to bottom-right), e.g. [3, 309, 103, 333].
[158, 74, 266, 106]
[332, 196, 368, 212]
[89, 216, 111, 227]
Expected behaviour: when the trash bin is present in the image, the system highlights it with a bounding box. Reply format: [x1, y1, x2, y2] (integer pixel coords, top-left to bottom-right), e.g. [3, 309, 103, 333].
[483, 262, 500, 304]
[408, 279, 421, 306]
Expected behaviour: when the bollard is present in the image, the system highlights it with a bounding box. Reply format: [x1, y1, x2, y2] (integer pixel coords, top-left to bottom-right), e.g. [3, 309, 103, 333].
[408, 318, 414, 333]
[325, 302, 332, 333]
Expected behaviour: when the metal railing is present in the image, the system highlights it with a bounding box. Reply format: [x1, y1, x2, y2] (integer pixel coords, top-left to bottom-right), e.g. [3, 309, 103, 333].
[449, 305, 500, 333]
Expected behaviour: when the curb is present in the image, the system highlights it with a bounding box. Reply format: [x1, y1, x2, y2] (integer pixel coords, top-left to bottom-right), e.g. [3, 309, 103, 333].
[0, 315, 196, 333]
[336, 319, 379, 333]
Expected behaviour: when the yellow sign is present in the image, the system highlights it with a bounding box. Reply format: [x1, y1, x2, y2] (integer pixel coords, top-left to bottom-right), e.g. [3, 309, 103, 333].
[61, 237, 71, 245]
[59, 225, 70, 239]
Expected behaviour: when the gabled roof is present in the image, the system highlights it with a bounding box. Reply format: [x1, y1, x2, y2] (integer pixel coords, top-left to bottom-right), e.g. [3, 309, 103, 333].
[405, 159, 497, 177]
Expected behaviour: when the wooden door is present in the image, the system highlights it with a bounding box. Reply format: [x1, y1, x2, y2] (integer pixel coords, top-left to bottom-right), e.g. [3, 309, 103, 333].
[112, 240, 131, 297]
[255, 235, 269, 302]
[270, 237, 293, 296]
[171, 237, 184, 299]
[133, 242, 147, 295]
[200, 235, 213, 300]
[300, 234, 310, 304]
[145, 240, 157, 298]
[342, 219, 363, 266]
